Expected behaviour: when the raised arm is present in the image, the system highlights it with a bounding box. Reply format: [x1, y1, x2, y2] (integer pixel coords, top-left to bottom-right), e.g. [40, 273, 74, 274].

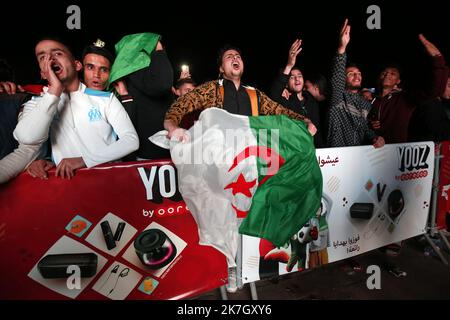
[284, 39, 303, 75]
[270, 39, 303, 103]
[418, 34, 449, 99]
[338, 19, 351, 55]
[127, 42, 174, 97]
[330, 19, 351, 108]
[13, 55, 63, 145]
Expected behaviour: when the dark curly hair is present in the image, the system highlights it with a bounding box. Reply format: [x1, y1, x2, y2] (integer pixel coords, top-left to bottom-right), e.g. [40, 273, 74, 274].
[216, 44, 242, 68]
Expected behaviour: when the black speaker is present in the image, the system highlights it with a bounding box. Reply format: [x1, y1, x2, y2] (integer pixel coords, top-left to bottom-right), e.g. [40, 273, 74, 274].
[388, 190, 404, 220]
[37, 253, 98, 279]
[134, 229, 177, 270]
[350, 203, 374, 220]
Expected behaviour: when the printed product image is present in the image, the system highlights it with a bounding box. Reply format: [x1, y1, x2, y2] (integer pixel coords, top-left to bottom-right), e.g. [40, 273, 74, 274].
[37, 253, 98, 279]
[134, 229, 177, 270]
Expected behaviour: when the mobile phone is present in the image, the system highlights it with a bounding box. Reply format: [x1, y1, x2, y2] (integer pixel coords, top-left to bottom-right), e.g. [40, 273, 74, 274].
[181, 65, 189, 73]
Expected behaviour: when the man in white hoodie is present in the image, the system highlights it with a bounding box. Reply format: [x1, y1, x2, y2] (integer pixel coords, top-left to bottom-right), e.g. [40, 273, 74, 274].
[14, 38, 138, 179]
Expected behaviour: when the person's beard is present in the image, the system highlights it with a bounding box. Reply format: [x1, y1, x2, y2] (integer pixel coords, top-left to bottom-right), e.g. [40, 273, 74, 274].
[347, 84, 361, 91]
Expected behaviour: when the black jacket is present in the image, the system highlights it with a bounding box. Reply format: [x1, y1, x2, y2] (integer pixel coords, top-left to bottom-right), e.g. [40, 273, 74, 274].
[124, 50, 174, 160]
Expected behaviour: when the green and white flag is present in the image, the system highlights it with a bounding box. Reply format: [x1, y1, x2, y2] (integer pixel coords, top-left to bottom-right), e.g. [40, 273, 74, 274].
[151, 108, 322, 267]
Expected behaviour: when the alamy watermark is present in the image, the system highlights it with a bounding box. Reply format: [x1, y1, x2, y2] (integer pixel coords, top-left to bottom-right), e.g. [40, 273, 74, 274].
[366, 265, 381, 290]
[66, 5, 81, 30]
[67, 265, 81, 290]
[367, 5, 381, 30]
[65, 5, 380, 31]
[169, 123, 281, 176]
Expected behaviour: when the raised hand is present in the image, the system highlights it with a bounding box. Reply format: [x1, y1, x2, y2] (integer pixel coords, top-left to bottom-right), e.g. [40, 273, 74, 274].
[419, 34, 442, 57]
[338, 19, 351, 54]
[179, 69, 191, 80]
[285, 39, 303, 72]
[41, 54, 63, 96]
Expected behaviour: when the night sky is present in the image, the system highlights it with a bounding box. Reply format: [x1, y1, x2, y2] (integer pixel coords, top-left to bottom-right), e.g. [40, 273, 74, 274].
[1, 0, 448, 92]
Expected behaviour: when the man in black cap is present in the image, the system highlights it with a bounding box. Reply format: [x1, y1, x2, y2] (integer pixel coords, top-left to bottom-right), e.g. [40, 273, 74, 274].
[81, 39, 115, 91]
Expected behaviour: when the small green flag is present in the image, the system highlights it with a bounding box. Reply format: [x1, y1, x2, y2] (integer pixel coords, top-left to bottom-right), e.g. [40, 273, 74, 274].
[109, 32, 161, 85]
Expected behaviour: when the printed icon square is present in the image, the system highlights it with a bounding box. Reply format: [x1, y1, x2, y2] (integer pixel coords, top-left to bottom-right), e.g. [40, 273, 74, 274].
[138, 277, 159, 295]
[65, 215, 92, 238]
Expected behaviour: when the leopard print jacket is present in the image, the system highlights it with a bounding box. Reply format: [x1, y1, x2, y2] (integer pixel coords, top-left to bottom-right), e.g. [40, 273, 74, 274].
[164, 80, 307, 125]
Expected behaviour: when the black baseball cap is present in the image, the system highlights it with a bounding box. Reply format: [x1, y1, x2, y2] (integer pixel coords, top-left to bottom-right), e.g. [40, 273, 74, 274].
[82, 39, 115, 65]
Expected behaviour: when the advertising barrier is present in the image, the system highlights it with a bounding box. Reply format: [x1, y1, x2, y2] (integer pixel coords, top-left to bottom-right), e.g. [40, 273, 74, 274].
[0, 142, 437, 297]
[0, 160, 227, 300]
[437, 142, 450, 230]
[242, 143, 434, 283]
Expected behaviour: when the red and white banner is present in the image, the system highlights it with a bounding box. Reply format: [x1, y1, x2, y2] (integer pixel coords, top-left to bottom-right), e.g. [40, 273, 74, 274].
[0, 160, 227, 300]
[437, 142, 450, 230]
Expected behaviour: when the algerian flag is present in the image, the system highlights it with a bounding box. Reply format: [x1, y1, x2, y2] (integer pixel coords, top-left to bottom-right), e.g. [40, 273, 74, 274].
[150, 108, 322, 267]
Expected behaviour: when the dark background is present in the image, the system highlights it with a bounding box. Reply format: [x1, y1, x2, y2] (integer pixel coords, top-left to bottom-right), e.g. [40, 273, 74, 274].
[1, 0, 448, 92]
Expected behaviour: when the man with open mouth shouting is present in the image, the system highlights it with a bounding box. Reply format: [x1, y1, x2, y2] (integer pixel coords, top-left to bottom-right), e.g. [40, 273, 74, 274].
[13, 38, 138, 180]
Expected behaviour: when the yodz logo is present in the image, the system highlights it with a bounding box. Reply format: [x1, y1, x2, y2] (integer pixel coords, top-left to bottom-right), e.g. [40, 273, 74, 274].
[397, 145, 430, 172]
[138, 165, 183, 203]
